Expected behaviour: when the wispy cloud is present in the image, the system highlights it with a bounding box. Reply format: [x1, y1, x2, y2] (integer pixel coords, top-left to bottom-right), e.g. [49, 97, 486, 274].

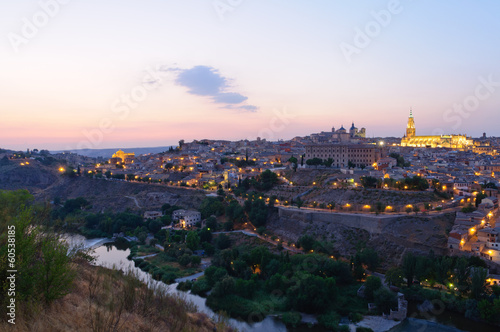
[171, 65, 258, 112]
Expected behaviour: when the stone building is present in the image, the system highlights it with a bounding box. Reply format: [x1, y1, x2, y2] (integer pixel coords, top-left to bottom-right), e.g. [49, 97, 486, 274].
[305, 143, 382, 168]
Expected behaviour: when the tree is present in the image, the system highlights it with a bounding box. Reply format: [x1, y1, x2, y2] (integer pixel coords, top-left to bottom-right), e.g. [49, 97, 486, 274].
[0, 192, 76, 310]
[186, 232, 200, 251]
[148, 220, 162, 234]
[364, 276, 382, 301]
[470, 267, 488, 300]
[402, 252, 416, 287]
[323, 158, 334, 167]
[206, 216, 218, 231]
[454, 257, 470, 296]
[179, 254, 191, 267]
[385, 267, 404, 287]
[412, 205, 420, 215]
[360, 248, 379, 271]
[361, 176, 378, 188]
[374, 288, 397, 314]
[306, 158, 323, 167]
[475, 192, 487, 207]
[191, 255, 201, 267]
[298, 235, 315, 252]
[295, 198, 304, 209]
[215, 234, 231, 250]
[199, 228, 212, 243]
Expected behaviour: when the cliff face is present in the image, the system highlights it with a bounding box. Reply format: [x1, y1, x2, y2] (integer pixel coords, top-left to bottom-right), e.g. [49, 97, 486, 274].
[267, 208, 455, 267]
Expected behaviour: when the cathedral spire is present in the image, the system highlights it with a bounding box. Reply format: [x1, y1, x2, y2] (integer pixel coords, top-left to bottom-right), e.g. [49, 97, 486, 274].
[406, 108, 416, 138]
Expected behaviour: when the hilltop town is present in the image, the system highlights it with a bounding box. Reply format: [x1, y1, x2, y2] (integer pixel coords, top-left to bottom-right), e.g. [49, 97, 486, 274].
[2, 111, 500, 330]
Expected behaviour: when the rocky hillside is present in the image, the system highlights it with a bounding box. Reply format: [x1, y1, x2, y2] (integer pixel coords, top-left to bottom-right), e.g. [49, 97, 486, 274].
[267, 208, 455, 269]
[0, 159, 206, 213]
[0, 158, 62, 193]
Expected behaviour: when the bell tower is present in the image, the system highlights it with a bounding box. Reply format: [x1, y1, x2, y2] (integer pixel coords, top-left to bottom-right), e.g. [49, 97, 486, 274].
[406, 109, 416, 138]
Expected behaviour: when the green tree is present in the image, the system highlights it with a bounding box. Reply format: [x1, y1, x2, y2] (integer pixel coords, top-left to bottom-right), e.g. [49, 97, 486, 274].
[402, 252, 417, 287]
[361, 176, 378, 188]
[179, 254, 191, 267]
[374, 288, 397, 314]
[148, 220, 162, 234]
[186, 231, 200, 251]
[298, 234, 315, 252]
[360, 248, 379, 271]
[364, 276, 382, 301]
[385, 267, 404, 287]
[306, 158, 323, 166]
[470, 267, 488, 299]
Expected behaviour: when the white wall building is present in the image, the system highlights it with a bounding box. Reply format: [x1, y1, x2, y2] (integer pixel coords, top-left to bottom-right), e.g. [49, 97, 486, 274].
[172, 209, 201, 228]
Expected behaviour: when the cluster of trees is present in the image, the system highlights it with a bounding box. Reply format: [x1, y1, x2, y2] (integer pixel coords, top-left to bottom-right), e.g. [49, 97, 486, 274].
[382, 176, 429, 191]
[188, 245, 362, 329]
[305, 158, 334, 168]
[235, 170, 279, 194]
[360, 175, 429, 191]
[0, 190, 81, 319]
[387, 252, 488, 292]
[384, 251, 500, 323]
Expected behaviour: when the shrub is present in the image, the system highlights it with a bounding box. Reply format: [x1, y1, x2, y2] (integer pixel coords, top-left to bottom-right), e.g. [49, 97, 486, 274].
[282, 311, 301, 327]
[191, 278, 211, 296]
[317, 311, 340, 329]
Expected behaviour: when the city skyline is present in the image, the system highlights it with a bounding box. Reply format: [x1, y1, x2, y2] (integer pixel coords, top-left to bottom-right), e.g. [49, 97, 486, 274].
[2, 0, 500, 150]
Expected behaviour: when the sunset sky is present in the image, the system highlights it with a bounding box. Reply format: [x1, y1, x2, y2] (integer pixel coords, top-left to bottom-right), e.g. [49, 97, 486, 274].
[1, 0, 500, 150]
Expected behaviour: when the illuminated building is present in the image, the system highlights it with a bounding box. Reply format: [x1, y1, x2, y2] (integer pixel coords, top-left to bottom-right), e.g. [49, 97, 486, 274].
[400, 110, 473, 149]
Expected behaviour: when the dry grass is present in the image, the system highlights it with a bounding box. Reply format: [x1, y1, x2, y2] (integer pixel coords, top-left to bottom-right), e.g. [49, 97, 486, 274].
[1, 258, 234, 332]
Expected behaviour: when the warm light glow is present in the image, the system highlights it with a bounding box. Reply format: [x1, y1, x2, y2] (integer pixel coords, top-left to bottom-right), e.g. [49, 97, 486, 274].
[59, 167, 65, 172]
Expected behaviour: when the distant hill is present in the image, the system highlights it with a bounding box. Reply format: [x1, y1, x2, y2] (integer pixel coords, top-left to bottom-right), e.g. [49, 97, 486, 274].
[51, 146, 174, 158]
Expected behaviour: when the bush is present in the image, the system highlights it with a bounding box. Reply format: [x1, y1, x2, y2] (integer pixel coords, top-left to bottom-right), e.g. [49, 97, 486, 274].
[282, 311, 301, 327]
[317, 311, 340, 329]
[176, 281, 193, 292]
[191, 278, 211, 296]
[162, 272, 177, 284]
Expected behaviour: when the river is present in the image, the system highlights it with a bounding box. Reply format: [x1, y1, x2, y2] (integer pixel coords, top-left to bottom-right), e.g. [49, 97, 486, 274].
[65, 234, 290, 332]
[65, 235, 499, 332]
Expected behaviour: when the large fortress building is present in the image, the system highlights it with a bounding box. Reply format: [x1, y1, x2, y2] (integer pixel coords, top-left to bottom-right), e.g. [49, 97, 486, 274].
[400, 110, 473, 150]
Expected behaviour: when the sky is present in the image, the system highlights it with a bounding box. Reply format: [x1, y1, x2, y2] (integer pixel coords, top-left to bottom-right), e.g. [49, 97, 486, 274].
[1, 0, 500, 151]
